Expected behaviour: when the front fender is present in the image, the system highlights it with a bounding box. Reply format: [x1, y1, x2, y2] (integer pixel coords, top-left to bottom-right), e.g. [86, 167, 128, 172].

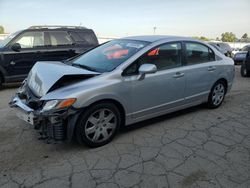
[74, 93, 128, 114]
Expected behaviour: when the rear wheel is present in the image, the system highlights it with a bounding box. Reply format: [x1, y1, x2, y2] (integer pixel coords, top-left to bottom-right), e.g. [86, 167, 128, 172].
[241, 63, 250, 77]
[75, 102, 121, 147]
[207, 81, 226, 109]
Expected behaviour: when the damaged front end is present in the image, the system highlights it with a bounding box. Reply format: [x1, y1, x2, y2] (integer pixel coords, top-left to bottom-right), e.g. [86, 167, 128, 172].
[9, 61, 100, 142]
[9, 80, 80, 142]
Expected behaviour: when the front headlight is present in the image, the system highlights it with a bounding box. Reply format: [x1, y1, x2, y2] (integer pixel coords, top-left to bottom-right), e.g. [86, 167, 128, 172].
[42, 100, 59, 111]
[42, 98, 76, 111]
[17, 79, 27, 94]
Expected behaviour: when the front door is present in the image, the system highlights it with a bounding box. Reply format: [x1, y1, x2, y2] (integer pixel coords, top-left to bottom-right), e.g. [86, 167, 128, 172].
[122, 42, 186, 119]
[4, 31, 47, 77]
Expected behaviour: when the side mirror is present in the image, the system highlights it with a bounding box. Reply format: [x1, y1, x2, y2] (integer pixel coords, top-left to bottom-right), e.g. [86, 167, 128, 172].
[11, 43, 21, 52]
[138, 64, 157, 80]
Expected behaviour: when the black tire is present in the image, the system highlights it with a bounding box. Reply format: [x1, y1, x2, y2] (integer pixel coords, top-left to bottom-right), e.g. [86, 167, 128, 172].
[75, 102, 121, 147]
[241, 63, 250, 77]
[207, 80, 226, 109]
[0, 74, 3, 89]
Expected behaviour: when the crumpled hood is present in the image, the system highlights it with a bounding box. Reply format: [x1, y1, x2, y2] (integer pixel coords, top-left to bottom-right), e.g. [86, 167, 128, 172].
[27, 61, 100, 97]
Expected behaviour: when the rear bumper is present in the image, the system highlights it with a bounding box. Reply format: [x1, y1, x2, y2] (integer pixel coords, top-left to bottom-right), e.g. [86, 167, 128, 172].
[233, 55, 246, 63]
[9, 94, 78, 142]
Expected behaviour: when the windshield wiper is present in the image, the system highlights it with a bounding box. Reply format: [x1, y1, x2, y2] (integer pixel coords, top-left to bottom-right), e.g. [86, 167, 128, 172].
[72, 63, 99, 72]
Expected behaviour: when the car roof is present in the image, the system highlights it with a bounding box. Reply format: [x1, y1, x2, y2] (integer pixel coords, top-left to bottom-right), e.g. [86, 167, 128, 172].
[25, 28, 93, 32]
[121, 35, 192, 43]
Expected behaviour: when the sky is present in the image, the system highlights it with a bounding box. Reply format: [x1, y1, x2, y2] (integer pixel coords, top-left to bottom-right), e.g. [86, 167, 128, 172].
[0, 0, 249, 39]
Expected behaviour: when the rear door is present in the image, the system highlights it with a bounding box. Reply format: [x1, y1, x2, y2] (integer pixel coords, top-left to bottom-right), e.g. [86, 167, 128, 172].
[183, 41, 217, 103]
[44, 31, 77, 61]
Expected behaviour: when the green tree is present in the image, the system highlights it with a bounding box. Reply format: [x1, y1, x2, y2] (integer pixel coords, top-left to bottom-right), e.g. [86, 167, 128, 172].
[242, 33, 248, 39]
[221, 32, 236, 42]
[192, 36, 210, 41]
[0, 26, 4, 34]
[241, 33, 249, 42]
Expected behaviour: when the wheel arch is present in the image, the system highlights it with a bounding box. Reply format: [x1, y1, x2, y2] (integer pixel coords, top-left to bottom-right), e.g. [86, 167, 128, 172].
[0, 66, 6, 83]
[67, 98, 126, 141]
[216, 78, 228, 93]
[87, 98, 126, 126]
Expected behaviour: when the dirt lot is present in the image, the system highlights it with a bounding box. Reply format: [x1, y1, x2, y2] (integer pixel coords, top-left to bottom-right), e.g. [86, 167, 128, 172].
[0, 66, 250, 188]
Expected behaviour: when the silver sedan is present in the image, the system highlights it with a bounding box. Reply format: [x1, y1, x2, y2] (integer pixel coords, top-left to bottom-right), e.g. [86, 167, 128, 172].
[10, 35, 235, 147]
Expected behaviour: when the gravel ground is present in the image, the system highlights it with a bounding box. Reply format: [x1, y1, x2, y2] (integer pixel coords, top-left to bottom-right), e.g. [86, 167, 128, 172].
[0, 66, 250, 188]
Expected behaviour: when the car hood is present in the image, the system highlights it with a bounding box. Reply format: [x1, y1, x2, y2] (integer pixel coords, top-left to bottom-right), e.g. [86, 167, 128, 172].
[27, 61, 100, 97]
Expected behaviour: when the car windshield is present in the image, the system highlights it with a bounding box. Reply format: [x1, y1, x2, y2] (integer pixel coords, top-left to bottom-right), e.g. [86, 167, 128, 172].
[0, 31, 21, 48]
[72, 39, 149, 72]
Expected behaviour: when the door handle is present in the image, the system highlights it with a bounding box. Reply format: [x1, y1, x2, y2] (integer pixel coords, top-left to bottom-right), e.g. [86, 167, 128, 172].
[10, 61, 16, 65]
[208, 66, 216, 71]
[173, 72, 185, 78]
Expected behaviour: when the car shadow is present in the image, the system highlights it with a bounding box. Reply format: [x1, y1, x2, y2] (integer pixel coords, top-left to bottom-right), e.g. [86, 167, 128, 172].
[49, 104, 208, 151]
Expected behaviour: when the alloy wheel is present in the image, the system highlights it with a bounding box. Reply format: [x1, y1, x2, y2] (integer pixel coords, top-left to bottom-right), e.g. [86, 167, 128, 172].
[212, 83, 225, 106]
[84, 108, 117, 143]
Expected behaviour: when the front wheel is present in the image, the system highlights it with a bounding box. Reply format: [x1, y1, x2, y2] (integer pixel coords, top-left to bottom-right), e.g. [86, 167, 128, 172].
[207, 81, 226, 109]
[75, 102, 121, 147]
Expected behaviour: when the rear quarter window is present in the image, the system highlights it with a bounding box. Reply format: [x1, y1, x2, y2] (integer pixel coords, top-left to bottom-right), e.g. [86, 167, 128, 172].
[48, 31, 73, 46]
[70, 31, 98, 46]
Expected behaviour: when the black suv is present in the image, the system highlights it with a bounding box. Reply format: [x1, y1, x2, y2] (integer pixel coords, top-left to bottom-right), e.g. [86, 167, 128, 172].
[0, 25, 99, 86]
[241, 50, 250, 77]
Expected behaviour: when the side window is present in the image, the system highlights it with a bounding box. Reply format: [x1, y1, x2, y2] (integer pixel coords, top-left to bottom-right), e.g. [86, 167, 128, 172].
[70, 31, 98, 45]
[49, 31, 73, 46]
[123, 42, 182, 75]
[185, 42, 215, 65]
[14, 32, 45, 48]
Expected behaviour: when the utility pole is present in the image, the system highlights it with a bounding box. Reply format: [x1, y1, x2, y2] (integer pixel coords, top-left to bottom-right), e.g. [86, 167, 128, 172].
[153, 27, 157, 35]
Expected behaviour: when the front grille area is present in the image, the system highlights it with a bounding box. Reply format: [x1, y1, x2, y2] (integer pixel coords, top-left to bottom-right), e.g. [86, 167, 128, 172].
[47, 123, 66, 140]
[39, 117, 66, 141]
[17, 83, 67, 142]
